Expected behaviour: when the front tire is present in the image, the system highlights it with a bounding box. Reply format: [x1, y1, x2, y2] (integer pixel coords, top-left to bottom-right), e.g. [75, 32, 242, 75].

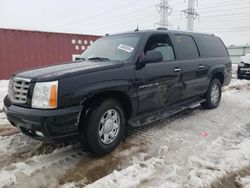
[81, 99, 126, 155]
[201, 78, 222, 109]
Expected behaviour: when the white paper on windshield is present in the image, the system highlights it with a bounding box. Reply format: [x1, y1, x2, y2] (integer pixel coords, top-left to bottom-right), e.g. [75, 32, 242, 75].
[117, 44, 134, 53]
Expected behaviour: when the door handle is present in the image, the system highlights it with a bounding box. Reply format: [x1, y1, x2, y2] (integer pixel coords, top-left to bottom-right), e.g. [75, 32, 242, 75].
[174, 67, 181, 72]
[198, 65, 204, 69]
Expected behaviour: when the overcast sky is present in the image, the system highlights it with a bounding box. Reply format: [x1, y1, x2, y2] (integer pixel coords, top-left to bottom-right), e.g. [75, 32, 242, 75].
[0, 0, 249, 46]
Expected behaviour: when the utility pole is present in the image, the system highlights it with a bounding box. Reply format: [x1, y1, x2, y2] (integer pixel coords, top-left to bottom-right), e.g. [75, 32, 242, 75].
[182, 0, 199, 31]
[155, 0, 172, 28]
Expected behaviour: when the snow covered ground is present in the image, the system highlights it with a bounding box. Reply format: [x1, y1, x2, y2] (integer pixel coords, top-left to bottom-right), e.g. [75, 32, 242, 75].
[0, 69, 250, 188]
[0, 80, 8, 112]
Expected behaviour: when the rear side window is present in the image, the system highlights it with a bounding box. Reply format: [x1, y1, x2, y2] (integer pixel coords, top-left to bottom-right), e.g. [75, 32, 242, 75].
[198, 35, 228, 57]
[174, 34, 200, 60]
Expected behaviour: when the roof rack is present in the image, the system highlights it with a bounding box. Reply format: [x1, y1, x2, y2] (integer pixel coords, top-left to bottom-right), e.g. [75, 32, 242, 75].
[157, 27, 168, 30]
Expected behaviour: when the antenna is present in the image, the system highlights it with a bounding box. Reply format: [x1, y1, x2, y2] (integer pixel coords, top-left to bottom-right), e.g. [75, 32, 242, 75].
[135, 25, 139, 31]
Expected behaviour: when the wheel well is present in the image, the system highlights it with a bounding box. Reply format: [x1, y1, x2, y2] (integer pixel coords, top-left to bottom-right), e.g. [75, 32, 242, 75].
[81, 91, 133, 119]
[212, 72, 224, 85]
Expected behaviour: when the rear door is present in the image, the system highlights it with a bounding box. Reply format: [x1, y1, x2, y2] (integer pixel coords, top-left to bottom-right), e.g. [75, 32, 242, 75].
[135, 34, 183, 113]
[172, 34, 209, 99]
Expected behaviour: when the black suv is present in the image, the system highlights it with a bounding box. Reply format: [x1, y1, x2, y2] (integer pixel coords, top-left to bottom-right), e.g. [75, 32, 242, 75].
[237, 54, 250, 79]
[3, 29, 232, 155]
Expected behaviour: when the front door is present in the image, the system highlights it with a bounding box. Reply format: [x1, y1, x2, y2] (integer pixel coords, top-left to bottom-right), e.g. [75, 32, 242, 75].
[135, 34, 184, 113]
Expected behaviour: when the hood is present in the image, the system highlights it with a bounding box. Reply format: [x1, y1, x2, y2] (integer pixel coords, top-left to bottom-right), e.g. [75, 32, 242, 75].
[14, 60, 123, 82]
[241, 54, 250, 64]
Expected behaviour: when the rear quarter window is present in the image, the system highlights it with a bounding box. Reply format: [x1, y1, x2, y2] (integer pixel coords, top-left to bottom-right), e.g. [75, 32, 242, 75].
[174, 34, 200, 60]
[198, 35, 228, 57]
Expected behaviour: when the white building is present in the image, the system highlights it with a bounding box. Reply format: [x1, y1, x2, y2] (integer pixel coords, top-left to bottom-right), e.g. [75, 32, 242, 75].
[227, 45, 250, 64]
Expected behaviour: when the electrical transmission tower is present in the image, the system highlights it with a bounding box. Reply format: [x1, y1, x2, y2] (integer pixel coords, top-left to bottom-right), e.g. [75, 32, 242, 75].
[155, 0, 172, 28]
[182, 0, 199, 31]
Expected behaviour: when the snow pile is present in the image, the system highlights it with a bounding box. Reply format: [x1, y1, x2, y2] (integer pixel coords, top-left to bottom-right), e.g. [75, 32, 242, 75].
[237, 176, 250, 188]
[0, 144, 80, 187]
[188, 137, 250, 187]
[186, 118, 250, 186]
[0, 170, 16, 187]
[0, 80, 8, 109]
[85, 156, 164, 188]
[224, 78, 250, 90]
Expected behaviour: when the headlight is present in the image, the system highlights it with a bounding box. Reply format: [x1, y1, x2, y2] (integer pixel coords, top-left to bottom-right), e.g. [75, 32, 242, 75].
[32, 81, 58, 109]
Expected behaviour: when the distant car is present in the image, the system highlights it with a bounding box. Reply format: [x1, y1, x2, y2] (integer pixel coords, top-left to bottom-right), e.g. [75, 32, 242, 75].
[237, 53, 250, 79]
[3, 29, 232, 155]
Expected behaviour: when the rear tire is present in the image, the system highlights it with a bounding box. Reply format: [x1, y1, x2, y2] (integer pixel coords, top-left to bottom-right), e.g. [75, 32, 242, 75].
[81, 99, 126, 155]
[201, 78, 222, 109]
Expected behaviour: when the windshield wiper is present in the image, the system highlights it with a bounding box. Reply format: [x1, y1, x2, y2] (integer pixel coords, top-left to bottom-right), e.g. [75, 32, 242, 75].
[88, 57, 110, 61]
[75, 57, 85, 61]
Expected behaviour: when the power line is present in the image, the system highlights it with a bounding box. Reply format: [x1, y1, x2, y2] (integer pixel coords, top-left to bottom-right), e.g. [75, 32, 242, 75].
[49, 0, 144, 30]
[199, 6, 250, 13]
[57, 11, 157, 32]
[46, 0, 250, 38]
[199, 12, 250, 18]
[70, 12, 250, 35]
[205, 29, 250, 33]
[170, 12, 250, 19]
[70, 10, 250, 33]
[168, 1, 250, 17]
[49, 0, 250, 32]
[197, 1, 250, 10]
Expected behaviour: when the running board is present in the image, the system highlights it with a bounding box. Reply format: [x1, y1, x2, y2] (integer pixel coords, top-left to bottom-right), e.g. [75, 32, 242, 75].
[128, 99, 205, 127]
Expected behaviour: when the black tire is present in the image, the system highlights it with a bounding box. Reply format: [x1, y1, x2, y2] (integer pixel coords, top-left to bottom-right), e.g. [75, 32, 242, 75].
[201, 78, 222, 109]
[81, 99, 126, 155]
[237, 67, 243, 79]
[237, 73, 243, 80]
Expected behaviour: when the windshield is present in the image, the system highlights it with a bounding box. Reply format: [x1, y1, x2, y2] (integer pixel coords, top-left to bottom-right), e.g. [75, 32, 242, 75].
[80, 35, 140, 61]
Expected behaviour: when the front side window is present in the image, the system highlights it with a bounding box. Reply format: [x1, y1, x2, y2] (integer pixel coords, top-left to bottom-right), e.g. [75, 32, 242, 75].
[144, 34, 175, 61]
[175, 34, 200, 60]
[80, 35, 140, 61]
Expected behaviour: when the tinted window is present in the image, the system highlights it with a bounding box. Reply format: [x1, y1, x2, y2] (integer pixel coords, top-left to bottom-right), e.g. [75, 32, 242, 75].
[144, 34, 175, 61]
[198, 35, 228, 57]
[175, 34, 199, 59]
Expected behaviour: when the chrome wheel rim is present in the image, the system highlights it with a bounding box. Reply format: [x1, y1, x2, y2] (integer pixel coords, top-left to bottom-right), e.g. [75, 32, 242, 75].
[211, 84, 219, 104]
[98, 109, 121, 145]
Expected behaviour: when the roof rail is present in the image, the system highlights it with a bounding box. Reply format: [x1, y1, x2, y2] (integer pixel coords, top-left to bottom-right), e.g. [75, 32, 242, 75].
[157, 27, 168, 30]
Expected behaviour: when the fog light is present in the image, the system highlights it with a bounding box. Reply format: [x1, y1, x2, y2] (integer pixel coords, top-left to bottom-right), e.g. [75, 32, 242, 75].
[35, 131, 44, 137]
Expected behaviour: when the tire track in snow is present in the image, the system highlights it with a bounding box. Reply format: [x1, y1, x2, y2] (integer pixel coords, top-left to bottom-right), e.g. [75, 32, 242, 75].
[59, 137, 151, 187]
[0, 144, 84, 187]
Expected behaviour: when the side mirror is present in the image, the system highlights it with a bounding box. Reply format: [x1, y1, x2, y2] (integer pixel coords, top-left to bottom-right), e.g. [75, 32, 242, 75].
[136, 50, 163, 70]
[141, 50, 163, 64]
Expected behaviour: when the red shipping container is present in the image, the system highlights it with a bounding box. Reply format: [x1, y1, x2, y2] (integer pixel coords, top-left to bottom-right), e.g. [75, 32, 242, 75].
[0, 28, 101, 79]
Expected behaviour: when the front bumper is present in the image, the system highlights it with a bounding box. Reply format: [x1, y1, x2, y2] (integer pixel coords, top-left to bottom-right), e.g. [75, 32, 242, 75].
[3, 96, 82, 143]
[238, 66, 250, 79]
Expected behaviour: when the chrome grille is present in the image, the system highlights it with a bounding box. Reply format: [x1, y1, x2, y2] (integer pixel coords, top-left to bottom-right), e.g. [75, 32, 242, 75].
[8, 77, 31, 104]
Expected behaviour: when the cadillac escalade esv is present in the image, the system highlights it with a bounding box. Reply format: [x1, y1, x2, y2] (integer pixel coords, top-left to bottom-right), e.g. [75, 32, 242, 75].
[3, 29, 232, 155]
